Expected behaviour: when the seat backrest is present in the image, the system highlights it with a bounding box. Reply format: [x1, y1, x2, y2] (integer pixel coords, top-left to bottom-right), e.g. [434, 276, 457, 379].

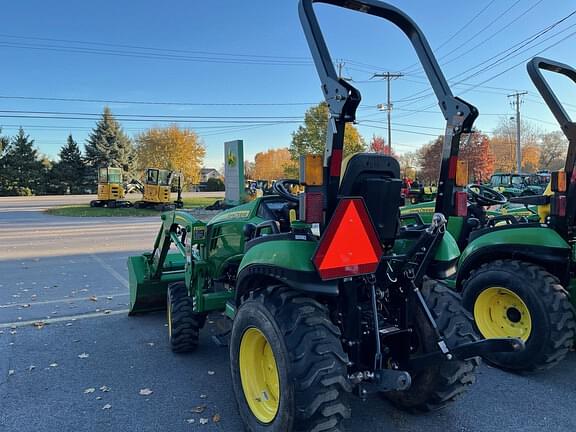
[339, 153, 402, 247]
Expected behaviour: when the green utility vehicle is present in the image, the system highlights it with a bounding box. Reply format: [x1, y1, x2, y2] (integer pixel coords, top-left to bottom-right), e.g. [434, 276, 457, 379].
[488, 172, 548, 198]
[401, 57, 576, 372]
[127, 1, 519, 431]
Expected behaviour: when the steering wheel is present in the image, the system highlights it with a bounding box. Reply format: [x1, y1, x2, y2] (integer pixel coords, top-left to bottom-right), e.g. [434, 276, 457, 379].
[466, 184, 507, 206]
[272, 179, 300, 203]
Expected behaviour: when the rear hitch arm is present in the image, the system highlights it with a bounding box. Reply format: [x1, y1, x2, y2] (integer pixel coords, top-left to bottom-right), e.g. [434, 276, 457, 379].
[408, 338, 525, 370]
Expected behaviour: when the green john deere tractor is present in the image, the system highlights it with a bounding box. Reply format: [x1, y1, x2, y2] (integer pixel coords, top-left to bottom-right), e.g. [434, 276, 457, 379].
[127, 2, 520, 430]
[400, 56, 576, 372]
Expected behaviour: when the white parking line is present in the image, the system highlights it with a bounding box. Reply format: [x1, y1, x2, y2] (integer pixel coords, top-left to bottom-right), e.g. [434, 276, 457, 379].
[0, 308, 130, 328]
[90, 254, 129, 288]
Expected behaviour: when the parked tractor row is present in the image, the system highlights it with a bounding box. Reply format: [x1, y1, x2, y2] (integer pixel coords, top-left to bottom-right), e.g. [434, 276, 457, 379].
[126, 1, 575, 431]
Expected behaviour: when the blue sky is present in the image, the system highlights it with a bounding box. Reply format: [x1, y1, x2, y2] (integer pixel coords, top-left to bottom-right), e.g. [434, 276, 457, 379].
[0, 0, 575, 168]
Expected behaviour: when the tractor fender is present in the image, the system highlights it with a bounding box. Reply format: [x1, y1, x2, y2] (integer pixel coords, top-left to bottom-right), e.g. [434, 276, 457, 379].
[234, 239, 338, 304]
[456, 226, 570, 289]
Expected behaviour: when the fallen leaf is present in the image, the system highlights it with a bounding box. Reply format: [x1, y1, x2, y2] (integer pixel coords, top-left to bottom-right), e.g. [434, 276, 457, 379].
[212, 413, 221, 423]
[191, 405, 206, 414]
[199, 418, 209, 425]
[78, 353, 89, 359]
[207, 370, 215, 376]
[102, 404, 112, 410]
[139, 388, 153, 396]
[84, 388, 96, 394]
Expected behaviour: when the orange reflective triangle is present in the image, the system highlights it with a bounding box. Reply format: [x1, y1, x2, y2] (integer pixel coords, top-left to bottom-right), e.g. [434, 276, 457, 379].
[313, 198, 383, 280]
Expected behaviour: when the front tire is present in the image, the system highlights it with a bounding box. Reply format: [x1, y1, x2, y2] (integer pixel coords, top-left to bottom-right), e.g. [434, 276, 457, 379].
[462, 259, 575, 372]
[167, 282, 205, 353]
[386, 279, 479, 412]
[230, 286, 350, 432]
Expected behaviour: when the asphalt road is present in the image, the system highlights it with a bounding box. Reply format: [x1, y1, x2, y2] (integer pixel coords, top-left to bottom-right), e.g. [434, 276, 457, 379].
[1, 195, 575, 431]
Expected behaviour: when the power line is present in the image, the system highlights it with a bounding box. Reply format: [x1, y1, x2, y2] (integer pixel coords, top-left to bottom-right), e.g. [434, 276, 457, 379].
[0, 40, 312, 66]
[0, 94, 319, 107]
[394, 9, 576, 108]
[399, 0, 498, 73]
[0, 33, 312, 61]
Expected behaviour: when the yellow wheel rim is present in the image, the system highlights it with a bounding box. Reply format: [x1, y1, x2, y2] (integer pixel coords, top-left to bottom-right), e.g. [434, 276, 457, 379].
[239, 327, 280, 423]
[474, 287, 532, 341]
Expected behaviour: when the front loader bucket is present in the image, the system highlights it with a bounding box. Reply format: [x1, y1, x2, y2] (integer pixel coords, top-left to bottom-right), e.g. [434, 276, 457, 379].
[127, 253, 186, 315]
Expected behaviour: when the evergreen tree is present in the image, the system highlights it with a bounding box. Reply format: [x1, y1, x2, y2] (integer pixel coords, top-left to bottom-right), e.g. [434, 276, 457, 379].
[53, 134, 86, 194]
[85, 106, 135, 178]
[0, 128, 44, 195]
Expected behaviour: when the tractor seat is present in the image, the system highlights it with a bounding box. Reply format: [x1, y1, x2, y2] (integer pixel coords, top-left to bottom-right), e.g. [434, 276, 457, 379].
[339, 153, 402, 248]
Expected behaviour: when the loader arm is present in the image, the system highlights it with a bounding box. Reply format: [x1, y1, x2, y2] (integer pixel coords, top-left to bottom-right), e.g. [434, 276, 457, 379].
[128, 211, 207, 314]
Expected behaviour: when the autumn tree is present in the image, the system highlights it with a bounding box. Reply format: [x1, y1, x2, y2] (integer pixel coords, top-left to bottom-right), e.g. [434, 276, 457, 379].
[135, 125, 206, 186]
[85, 106, 135, 178]
[253, 148, 296, 180]
[290, 102, 366, 159]
[491, 117, 540, 173]
[522, 145, 541, 173]
[398, 151, 419, 178]
[460, 132, 495, 182]
[416, 136, 443, 184]
[539, 131, 567, 170]
[244, 160, 255, 180]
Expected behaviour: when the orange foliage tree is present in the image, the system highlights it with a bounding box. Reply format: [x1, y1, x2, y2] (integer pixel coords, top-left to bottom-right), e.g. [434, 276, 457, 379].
[460, 132, 495, 182]
[521, 145, 541, 173]
[417, 136, 443, 184]
[369, 134, 397, 156]
[253, 148, 296, 180]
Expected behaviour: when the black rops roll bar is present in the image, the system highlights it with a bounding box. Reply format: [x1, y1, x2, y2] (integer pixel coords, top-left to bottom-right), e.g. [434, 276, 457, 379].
[298, 0, 478, 220]
[527, 57, 576, 227]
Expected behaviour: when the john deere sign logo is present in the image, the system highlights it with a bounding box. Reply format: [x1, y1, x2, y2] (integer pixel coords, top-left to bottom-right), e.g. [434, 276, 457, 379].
[227, 150, 237, 167]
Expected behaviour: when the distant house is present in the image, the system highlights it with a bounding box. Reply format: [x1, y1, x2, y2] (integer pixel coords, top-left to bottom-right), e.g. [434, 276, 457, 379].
[200, 168, 221, 183]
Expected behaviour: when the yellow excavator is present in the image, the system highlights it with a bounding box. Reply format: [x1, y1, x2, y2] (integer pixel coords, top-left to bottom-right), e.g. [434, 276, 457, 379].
[90, 167, 132, 208]
[132, 168, 184, 211]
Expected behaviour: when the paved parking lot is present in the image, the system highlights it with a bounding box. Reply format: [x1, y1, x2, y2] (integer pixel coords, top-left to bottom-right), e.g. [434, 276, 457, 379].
[1, 195, 575, 431]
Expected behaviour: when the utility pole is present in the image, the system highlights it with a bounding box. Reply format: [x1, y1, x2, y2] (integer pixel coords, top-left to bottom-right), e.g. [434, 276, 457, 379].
[507, 91, 528, 173]
[373, 72, 403, 153]
[336, 61, 352, 81]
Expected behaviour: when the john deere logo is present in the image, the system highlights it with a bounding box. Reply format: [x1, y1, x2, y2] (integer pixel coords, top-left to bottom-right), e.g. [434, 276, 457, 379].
[227, 150, 237, 167]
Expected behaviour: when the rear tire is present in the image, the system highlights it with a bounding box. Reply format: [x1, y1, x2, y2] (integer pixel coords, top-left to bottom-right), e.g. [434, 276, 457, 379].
[230, 286, 350, 432]
[462, 259, 575, 372]
[386, 279, 479, 412]
[167, 282, 205, 353]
